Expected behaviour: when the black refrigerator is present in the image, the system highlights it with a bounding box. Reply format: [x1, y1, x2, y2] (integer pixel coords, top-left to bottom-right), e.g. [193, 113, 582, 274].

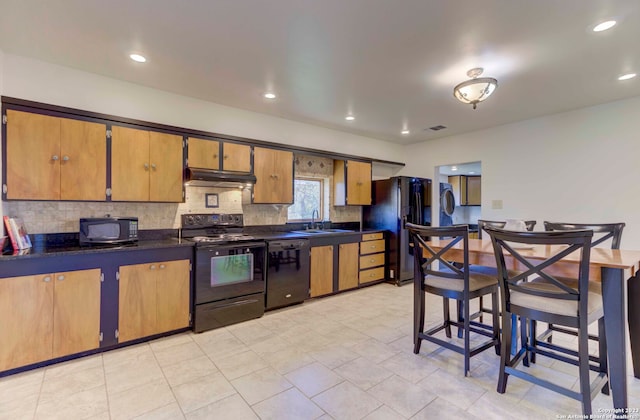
[363, 176, 432, 286]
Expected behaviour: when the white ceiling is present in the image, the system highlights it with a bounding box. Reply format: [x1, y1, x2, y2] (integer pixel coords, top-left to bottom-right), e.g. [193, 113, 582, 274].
[1, 1, 639, 145]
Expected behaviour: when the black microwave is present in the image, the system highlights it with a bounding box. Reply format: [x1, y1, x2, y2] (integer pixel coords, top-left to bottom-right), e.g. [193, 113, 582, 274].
[79, 217, 139, 245]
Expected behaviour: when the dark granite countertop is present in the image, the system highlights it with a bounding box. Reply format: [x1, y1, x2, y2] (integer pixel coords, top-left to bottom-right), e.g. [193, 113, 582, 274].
[0, 237, 192, 261]
[0, 227, 386, 260]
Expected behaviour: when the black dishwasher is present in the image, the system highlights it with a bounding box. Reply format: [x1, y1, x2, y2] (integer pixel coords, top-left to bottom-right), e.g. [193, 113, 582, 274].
[266, 239, 310, 310]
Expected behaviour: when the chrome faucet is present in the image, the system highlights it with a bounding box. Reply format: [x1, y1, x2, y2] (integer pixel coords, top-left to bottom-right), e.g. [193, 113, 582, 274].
[311, 209, 320, 229]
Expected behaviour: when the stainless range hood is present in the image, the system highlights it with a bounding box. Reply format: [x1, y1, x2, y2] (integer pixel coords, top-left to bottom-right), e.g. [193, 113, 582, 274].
[185, 168, 256, 188]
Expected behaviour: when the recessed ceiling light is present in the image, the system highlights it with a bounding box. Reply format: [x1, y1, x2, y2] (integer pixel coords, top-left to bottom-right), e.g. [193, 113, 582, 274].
[345, 115, 355, 121]
[618, 73, 637, 81]
[451, 166, 458, 171]
[264, 92, 276, 99]
[129, 53, 146, 63]
[401, 130, 410, 135]
[593, 20, 617, 32]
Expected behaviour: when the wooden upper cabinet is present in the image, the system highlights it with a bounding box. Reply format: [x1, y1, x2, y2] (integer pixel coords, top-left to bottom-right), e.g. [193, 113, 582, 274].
[448, 175, 481, 206]
[253, 147, 293, 204]
[466, 176, 481, 206]
[111, 126, 150, 201]
[222, 143, 252, 172]
[5, 110, 106, 201]
[188, 137, 220, 170]
[149, 132, 184, 202]
[111, 126, 183, 202]
[333, 160, 372, 205]
[60, 119, 107, 201]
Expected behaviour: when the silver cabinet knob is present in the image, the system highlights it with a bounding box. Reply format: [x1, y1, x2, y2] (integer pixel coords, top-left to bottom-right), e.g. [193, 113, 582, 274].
[150, 264, 157, 270]
[144, 163, 149, 170]
[57, 275, 65, 281]
[159, 264, 166, 269]
[62, 155, 70, 162]
[52, 155, 59, 161]
[43, 276, 51, 282]
[151, 163, 157, 170]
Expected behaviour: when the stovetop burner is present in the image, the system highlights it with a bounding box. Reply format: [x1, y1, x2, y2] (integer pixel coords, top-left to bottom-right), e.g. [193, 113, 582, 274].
[190, 234, 256, 243]
[181, 213, 259, 245]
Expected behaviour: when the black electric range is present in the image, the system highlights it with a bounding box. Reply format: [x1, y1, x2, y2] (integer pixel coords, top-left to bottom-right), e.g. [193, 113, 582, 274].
[181, 214, 266, 333]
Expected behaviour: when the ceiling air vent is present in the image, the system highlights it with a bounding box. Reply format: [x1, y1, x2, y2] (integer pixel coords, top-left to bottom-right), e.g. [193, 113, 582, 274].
[428, 125, 447, 131]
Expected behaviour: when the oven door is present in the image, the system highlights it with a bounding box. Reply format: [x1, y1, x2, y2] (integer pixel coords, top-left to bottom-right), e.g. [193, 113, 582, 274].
[194, 241, 266, 304]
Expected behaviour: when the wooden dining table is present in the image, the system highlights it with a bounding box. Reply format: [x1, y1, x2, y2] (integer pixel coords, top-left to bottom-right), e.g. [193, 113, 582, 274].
[423, 237, 640, 410]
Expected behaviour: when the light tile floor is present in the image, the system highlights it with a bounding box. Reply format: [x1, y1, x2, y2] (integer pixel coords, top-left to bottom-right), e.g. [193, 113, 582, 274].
[1, 283, 638, 419]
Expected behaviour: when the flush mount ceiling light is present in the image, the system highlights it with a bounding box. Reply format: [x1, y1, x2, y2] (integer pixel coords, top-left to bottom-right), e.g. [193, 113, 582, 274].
[129, 53, 146, 63]
[401, 129, 410, 135]
[264, 92, 276, 99]
[618, 73, 637, 81]
[453, 67, 498, 110]
[593, 20, 617, 32]
[345, 115, 355, 121]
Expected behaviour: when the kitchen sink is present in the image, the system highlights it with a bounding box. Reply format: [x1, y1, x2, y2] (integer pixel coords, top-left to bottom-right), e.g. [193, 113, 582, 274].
[290, 228, 356, 235]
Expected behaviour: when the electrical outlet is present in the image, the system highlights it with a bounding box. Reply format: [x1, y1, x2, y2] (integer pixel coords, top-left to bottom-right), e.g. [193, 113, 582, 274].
[390, 269, 395, 278]
[491, 199, 503, 210]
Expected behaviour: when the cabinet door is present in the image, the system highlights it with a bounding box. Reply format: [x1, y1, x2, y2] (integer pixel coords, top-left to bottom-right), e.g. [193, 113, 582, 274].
[467, 176, 481, 205]
[111, 126, 150, 201]
[52, 269, 101, 358]
[118, 263, 157, 342]
[6, 110, 61, 200]
[149, 132, 184, 202]
[155, 260, 190, 334]
[310, 245, 334, 297]
[188, 137, 220, 170]
[253, 147, 293, 203]
[60, 119, 107, 201]
[223, 143, 252, 172]
[448, 176, 463, 205]
[0, 274, 54, 371]
[346, 161, 372, 205]
[338, 243, 359, 291]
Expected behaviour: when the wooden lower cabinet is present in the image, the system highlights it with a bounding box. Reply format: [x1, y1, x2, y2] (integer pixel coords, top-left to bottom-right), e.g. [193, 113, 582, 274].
[118, 259, 190, 342]
[338, 243, 359, 291]
[52, 269, 102, 358]
[359, 232, 386, 285]
[310, 245, 334, 297]
[0, 269, 101, 372]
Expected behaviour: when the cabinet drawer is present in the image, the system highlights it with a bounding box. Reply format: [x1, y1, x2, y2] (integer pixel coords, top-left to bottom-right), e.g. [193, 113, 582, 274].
[362, 232, 383, 241]
[359, 253, 385, 270]
[360, 239, 385, 255]
[359, 267, 385, 284]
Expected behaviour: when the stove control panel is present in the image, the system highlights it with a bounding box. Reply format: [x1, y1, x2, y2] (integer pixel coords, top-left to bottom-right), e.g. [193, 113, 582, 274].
[181, 213, 243, 228]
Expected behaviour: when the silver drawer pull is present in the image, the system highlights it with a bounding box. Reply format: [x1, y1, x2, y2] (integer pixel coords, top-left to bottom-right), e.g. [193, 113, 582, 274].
[285, 294, 292, 298]
[57, 275, 65, 281]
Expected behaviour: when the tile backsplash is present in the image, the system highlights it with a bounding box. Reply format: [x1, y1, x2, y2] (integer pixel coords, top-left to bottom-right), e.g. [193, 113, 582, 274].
[2, 154, 361, 234]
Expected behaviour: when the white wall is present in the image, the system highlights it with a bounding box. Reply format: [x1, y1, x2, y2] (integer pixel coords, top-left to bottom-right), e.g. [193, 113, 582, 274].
[403, 96, 640, 248]
[1, 54, 403, 164]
